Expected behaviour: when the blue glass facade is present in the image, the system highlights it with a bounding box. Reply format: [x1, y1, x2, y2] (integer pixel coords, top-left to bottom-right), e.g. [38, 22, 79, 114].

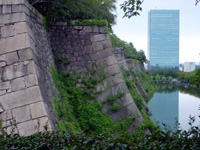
[148, 10, 179, 69]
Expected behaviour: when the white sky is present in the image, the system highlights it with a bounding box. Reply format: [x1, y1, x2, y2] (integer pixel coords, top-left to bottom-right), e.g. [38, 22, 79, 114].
[113, 0, 200, 63]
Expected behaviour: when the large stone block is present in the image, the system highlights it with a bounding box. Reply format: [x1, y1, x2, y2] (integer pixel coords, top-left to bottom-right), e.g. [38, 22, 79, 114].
[18, 48, 34, 61]
[17, 119, 38, 136]
[0, 12, 26, 24]
[1, 25, 15, 38]
[3, 63, 26, 80]
[14, 22, 27, 34]
[12, 105, 31, 123]
[0, 86, 43, 110]
[30, 101, 48, 119]
[91, 34, 108, 42]
[102, 40, 111, 49]
[92, 42, 103, 51]
[0, 90, 6, 96]
[0, 62, 6, 67]
[2, 5, 11, 14]
[6, 51, 19, 65]
[0, 81, 10, 90]
[11, 77, 25, 92]
[105, 63, 120, 76]
[0, 110, 12, 120]
[105, 55, 117, 66]
[83, 26, 92, 33]
[25, 74, 37, 87]
[0, 34, 26, 55]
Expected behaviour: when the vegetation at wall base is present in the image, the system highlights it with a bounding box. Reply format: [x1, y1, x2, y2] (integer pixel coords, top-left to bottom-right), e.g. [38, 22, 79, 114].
[121, 69, 155, 131]
[1, 120, 200, 149]
[50, 65, 138, 134]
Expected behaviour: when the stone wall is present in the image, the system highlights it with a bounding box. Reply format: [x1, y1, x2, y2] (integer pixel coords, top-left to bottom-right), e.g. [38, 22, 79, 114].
[114, 47, 151, 115]
[0, 0, 56, 136]
[49, 24, 143, 132]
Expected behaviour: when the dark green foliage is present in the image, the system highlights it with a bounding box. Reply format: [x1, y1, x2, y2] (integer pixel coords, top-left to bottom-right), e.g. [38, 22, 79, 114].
[190, 69, 200, 87]
[51, 65, 136, 134]
[28, 0, 116, 32]
[136, 71, 155, 99]
[110, 103, 120, 112]
[148, 69, 198, 83]
[103, 92, 124, 104]
[1, 119, 199, 149]
[121, 0, 143, 18]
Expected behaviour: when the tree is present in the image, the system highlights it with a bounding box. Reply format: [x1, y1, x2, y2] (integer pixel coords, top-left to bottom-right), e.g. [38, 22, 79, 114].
[137, 49, 147, 63]
[155, 75, 160, 81]
[129, 42, 134, 48]
[120, 0, 143, 18]
[28, 0, 116, 32]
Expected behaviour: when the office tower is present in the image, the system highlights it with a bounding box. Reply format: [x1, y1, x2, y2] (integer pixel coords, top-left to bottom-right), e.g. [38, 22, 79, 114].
[148, 10, 179, 69]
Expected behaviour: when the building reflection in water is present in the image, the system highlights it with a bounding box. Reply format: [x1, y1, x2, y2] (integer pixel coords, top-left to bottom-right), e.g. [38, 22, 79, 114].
[148, 91, 179, 132]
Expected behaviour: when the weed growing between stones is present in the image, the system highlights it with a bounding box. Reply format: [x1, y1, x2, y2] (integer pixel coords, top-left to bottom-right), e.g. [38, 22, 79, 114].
[51, 65, 136, 134]
[122, 70, 155, 131]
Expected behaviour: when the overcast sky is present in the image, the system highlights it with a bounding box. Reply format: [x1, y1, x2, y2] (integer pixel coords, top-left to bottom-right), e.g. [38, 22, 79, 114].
[113, 0, 200, 63]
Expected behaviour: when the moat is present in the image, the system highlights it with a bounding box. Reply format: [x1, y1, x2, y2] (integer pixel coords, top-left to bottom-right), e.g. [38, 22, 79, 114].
[148, 83, 200, 132]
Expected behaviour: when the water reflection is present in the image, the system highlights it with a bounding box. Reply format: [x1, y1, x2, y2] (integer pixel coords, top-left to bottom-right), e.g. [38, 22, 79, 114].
[148, 83, 200, 131]
[148, 91, 179, 132]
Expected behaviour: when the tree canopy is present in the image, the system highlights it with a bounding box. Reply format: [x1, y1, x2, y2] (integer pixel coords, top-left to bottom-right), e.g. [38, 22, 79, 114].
[28, 0, 116, 32]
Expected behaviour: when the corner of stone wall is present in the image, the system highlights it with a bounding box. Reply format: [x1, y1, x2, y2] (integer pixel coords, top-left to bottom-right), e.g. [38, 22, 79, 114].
[0, 0, 56, 136]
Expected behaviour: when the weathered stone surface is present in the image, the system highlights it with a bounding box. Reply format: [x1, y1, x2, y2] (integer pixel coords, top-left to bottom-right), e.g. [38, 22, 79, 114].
[91, 34, 108, 42]
[2, 5, 12, 14]
[14, 22, 27, 34]
[17, 47, 34, 62]
[91, 26, 99, 32]
[0, 54, 6, 62]
[12, 105, 30, 123]
[25, 74, 37, 87]
[99, 26, 107, 33]
[0, 34, 26, 55]
[122, 93, 134, 106]
[0, 110, 12, 120]
[83, 26, 92, 33]
[11, 77, 25, 91]
[105, 63, 120, 76]
[1, 25, 15, 38]
[17, 119, 38, 136]
[110, 73, 124, 85]
[0, 86, 43, 110]
[0, 90, 7, 96]
[92, 42, 103, 51]
[3, 63, 26, 80]
[0, 81, 10, 90]
[0, 105, 4, 113]
[27, 60, 36, 74]
[102, 40, 111, 49]
[0, 12, 26, 24]
[0, 62, 6, 67]
[6, 51, 19, 65]
[30, 101, 48, 119]
[105, 55, 117, 66]
[38, 117, 53, 132]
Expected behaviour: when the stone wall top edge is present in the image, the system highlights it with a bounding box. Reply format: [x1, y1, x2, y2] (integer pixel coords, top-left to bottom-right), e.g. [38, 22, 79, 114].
[50, 21, 107, 27]
[0, 0, 28, 6]
[0, 0, 44, 21]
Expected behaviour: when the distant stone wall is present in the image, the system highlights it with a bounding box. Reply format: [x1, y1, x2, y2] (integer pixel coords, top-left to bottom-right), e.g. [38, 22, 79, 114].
[0, 0, 56, 136]
[114, 47, 151, 115]
[49, 24, 143, 132]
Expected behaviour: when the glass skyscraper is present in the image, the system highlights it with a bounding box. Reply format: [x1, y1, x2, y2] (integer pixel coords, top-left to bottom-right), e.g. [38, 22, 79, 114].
[148, 10, 179, 69]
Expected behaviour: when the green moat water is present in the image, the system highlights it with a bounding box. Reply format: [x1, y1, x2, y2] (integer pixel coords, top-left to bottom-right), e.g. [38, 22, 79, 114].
[148, 83, 200, 132]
